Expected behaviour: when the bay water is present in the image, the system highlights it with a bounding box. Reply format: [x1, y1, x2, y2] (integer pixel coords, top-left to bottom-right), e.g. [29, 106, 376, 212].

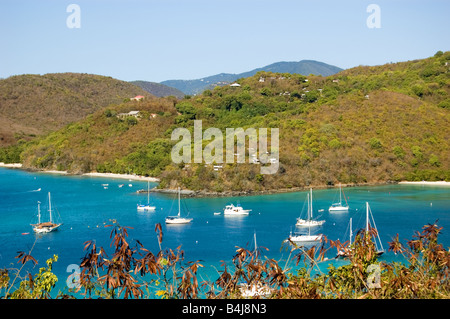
[0, 167, 449, 297]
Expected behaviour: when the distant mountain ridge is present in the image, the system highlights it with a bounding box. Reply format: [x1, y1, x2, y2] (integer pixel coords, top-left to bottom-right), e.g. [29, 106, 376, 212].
[161, 60, 343, 95]
[130, 81, 185, 99]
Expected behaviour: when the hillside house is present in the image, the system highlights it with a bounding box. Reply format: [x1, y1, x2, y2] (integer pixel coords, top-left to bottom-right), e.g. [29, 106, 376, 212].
[117, 110, 140, 119]
[131, 95, 145, 101]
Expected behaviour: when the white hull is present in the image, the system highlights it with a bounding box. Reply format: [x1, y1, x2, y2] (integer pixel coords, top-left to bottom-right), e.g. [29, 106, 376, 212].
[224, 210, 250, 216]
[165, 217, 192, 224]
[288, 234, 323, 243]
[137, 204, 156, 211]
[32, 223, 62, 233]
[328, 205, 349, 212]
[240, 283, 272, 298]
[223, 204, 251, 215]
[296, 218, 325, 227]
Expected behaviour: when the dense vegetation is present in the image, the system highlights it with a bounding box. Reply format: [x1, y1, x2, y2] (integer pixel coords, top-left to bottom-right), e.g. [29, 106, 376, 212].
[1, 221, 449, 299]
[1, 52, 449, 192]
[0, 73, 150, 146]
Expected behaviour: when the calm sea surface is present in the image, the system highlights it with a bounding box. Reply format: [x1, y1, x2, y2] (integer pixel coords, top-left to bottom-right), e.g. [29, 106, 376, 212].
[1, 167, 449, 297]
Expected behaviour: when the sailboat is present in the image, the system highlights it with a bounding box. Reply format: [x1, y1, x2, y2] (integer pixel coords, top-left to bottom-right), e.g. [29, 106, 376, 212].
[364, 202, 385, 256]
[296, 188, 325, 227]
[165, 188, 193, 224]
[31, 192, 63, 233]
[239, 231, 272, 298]
[288, 190, 323, 244]
[336, 218, 353, 258]
[137, 181, 156, 211]
[328, 183, 349, 212]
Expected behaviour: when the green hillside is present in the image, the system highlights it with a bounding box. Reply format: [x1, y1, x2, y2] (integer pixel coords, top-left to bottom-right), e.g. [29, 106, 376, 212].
[0, 73, 150, 146]
[5, 52, 449, 192]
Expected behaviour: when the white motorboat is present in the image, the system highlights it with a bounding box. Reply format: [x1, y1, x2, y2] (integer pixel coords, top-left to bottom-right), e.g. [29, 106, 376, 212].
[223, 203, 251, 216]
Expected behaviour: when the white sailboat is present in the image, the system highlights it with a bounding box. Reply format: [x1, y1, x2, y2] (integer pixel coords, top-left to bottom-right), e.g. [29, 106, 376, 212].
[364, 202, 385, 256]
[137, 181, 156, 211]
[223, 203, 251, 216]
[288, 190, 323, 244]
[31, 192, 62, 233]
[296, 188, 325, 227]
[165, 188, 193, 224]
[328, 183, 349, 212]
[288, 230, 323, 244]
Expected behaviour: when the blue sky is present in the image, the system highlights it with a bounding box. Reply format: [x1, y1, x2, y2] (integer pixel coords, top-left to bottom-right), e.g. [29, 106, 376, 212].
[0, 0, 449, 82]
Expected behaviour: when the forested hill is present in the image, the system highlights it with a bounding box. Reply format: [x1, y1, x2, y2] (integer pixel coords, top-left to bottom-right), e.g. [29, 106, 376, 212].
[160, 60, 343, 95]
[0, 73, 150, 146]
[2, 52, 449, 192]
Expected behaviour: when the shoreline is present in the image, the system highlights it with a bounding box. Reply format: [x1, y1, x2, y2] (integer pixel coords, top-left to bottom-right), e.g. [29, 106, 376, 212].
[83, 172, 159, 182]
[0, 162, 23, 168]
[1, 164, 448, 195]
[0, 164, 159, 182]
[398, 181, 450, 186]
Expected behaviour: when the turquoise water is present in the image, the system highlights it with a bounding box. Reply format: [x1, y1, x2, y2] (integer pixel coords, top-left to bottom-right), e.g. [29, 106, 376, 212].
[1, 167, 449, 297]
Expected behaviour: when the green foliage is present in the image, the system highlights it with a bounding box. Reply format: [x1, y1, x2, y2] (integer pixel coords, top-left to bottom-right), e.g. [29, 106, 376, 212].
[2, 222, 450, 299]
[368, 137, 383, 150]
[428, 154, 441, 167]
[438, 99, 450, 109]
[392, 146, 405, 159]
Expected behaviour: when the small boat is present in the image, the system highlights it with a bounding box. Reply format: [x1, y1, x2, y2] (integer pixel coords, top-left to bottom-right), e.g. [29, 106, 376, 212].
[296, 188, 325, 227]
[364, 202, 385, 256]
[336, 218, 353, 258]
[213, 212, 221, 215]
[31, 192, 63, 233]
[329, 183, 349, 212]
[165, 188, 193, 224]
[239, 232, 272, 298]
[137, 181, 156, 212]
[287, 190, 324, 244]
[288, 232, 323, 244]
[223, 203, 251, 216]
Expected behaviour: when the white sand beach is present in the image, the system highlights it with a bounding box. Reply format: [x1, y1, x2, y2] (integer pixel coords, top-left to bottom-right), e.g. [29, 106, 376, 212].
[398, 181, 450, 186]
[83, 172, 159, 182]
[0, 162, 22, 168]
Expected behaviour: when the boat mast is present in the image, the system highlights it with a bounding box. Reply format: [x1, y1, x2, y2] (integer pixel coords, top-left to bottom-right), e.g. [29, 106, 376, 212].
[37, 201, 41, 224]
[339, 183, 342, 204]
[254, 231, 258, 257]
[306, 193, 311, 235]
[349, 218, 353, 246]
[310, 188, 313, 219]
[48, 192, 52, 223]
[178, 187, 181, 217]
[147, 181, 150, 205]
[365, 202, 369, 233]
